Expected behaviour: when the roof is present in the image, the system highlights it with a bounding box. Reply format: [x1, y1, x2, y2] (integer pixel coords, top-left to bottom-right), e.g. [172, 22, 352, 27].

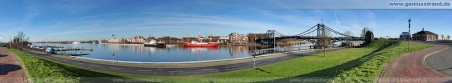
[401, 32, 410, 35]
[414, 29, 437, 35]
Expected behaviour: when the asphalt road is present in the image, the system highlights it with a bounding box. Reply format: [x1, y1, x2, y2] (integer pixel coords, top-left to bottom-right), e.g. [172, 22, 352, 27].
[21, 48, 338, 76]
[425, 42, 452, 76]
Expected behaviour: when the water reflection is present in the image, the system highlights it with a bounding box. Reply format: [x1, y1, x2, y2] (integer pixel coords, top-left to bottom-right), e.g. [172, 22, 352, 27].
[229, 46, 248, 56]
[33, 43, 312, 62]
[183, 47, 218, 52]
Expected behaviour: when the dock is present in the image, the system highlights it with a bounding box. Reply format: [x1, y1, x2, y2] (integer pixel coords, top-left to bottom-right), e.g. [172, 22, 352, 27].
[251, 46, 313, 55]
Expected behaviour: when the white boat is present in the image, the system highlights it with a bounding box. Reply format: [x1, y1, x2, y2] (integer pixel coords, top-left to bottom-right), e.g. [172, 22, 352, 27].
[72, 41, 81, 44]
[144, 40, 165, 47]
[165, 44, 177, 47]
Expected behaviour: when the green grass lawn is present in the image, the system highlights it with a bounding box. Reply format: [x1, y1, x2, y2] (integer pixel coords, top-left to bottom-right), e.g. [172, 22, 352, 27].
[8, 40, 431, 83]
[7, 49, 127, 83]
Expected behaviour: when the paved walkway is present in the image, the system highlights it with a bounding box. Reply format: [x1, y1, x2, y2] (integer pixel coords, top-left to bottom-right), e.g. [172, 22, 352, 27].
[378, 45, 449, 83]
[21, 48, 340, 76]
[0, 48, 28, 83]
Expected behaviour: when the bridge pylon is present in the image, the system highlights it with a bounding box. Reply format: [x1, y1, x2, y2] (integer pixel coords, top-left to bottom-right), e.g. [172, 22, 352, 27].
[316, 24, 331, 49]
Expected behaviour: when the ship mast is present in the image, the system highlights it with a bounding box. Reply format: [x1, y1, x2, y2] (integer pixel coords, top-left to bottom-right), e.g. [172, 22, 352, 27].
[209, 33, 212, 43]
[198, 32, 201, 42]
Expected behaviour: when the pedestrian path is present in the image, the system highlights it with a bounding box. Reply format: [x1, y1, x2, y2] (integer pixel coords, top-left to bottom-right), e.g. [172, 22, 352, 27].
[378, 46, 449, 83]
[0, 48, 28, 83]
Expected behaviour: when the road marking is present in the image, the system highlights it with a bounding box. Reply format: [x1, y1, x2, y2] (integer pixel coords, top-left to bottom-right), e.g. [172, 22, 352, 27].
[110, 67, 123, 69]
[137, 70, 152, 72]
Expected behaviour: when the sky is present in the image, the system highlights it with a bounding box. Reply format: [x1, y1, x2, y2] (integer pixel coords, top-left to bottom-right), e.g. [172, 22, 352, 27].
[1, 0, 452, 42]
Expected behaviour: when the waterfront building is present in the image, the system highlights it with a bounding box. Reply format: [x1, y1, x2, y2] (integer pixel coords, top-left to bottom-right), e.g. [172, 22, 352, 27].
[130, 36, 146, 44]
[229, 32, 240, 43]
[399, 32, 411, 40]
[158, 36, 180, 44]
[229, 32, 248, 44]
[247, 33, 272, 43]
[241, 34, 248, 44]
[108, 38, 124, 43]
[412, 28, 438, 41]
[219, 36, 230, 44]
[181, 37, 199, 43]
[125, 39, 132, 42]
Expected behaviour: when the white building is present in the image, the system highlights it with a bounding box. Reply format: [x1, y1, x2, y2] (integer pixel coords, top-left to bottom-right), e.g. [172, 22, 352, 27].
[130, 36, 145, 43]
[108, 38, 122, 43]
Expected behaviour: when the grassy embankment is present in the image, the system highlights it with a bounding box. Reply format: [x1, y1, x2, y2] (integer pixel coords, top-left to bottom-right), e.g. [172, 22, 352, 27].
[330, 41, 431, 82]
[9, 40, 431, 83]
[7, 49, 127, 83]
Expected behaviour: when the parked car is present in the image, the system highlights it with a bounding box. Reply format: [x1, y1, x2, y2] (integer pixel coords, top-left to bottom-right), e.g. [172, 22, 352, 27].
[45, 47, 56, 54]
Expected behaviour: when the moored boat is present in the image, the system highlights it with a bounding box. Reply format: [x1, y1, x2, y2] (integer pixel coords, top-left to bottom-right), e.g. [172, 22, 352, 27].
[182, 46, 218, 51]
[184, 32, 218, 47]
[144, 40, 166, 47]
[72, 41, 81, 44]
[184, 42, 218, 47]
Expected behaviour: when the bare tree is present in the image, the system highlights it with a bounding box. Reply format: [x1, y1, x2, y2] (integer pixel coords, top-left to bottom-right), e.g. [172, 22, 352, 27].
[147, 35, 156, 40]
[316, 24, 332, 56]
[344, 30, 353, 48]
[316, 25, 331, 48]
[344, 31, 353, 36]
[360, 27, 371, 37]
[441, 34, 445, 40]
[12, 31, 30, 47]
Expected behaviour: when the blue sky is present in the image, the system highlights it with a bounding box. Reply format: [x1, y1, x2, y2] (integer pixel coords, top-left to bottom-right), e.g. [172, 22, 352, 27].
[1, 0, 452, 42]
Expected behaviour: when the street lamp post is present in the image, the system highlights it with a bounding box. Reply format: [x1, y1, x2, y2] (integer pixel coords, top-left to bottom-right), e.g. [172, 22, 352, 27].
[408, 19, 411, 51]
[273, 32, 276, 53]
[112, 53, 115, 64]
[253, 54, 256, 68]
[9, 36, 12, 48]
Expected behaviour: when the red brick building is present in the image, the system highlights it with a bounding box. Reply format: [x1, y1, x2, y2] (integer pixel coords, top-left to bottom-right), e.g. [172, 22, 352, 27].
[412, 28, 438, 41]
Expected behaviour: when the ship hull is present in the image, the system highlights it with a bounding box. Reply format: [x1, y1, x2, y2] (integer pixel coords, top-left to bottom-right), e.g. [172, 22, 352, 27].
[144, 43, 166, 48]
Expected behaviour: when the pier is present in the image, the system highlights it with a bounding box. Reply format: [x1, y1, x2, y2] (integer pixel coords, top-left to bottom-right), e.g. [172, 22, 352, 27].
[251, 45, 314, 55]
[29, 45, 93, 56]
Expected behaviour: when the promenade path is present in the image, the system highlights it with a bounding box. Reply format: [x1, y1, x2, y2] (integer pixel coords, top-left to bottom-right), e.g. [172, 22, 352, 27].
[378, 45, 449, 83]
[21, 48, 341, 76]
[0, 48, 28, 83]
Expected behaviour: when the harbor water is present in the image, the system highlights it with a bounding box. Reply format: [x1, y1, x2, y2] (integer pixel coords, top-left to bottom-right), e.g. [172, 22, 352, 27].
[34, 43, 315, 62]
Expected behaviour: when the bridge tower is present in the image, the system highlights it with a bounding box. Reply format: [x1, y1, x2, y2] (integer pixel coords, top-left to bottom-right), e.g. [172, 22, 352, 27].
[266, 30, 276, 48]
[316, 24, 331, 49]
